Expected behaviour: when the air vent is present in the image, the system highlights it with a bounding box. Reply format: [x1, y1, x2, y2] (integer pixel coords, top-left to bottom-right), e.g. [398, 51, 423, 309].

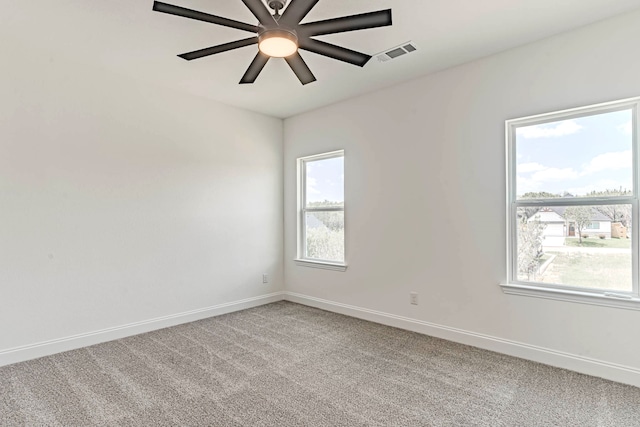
[376, 42, 417, 62]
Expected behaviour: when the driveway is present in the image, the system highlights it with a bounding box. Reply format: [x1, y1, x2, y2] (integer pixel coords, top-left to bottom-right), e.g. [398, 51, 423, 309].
[542, 236, 565, 247]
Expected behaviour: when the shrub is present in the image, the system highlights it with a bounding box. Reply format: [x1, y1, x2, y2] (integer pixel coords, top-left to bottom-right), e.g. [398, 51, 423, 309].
[306, 227, 344, 262]
[598, 234, 606, 239]
[581, 234, 589, 238]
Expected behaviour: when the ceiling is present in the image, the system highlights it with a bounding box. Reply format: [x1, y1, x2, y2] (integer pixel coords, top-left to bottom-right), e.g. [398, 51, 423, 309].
[4, 0, 640, 118]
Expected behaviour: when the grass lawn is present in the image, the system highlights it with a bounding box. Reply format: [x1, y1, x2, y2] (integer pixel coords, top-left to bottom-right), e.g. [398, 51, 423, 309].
[538, 254, 551, 264]
[564, 237, 631, 249]
[540, 251, 632, 291]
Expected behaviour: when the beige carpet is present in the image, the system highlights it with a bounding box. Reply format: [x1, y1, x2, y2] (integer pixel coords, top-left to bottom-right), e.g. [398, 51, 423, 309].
[1, 301, 639, 426]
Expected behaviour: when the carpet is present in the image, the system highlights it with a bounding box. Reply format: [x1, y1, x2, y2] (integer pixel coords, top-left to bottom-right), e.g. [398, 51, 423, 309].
[1, 301, 639, 426]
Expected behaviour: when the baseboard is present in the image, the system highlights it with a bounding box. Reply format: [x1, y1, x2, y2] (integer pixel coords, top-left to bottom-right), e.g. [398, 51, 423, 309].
[0, 292, 285, 368]
[284, 292, 640, 388]
[5, 291, 638, 388]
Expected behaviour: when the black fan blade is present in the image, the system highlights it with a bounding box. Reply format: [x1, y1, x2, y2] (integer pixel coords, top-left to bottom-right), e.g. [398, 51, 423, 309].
[299, 10, 392, 37]
[178, 37, 258, 61]
[285, 52, 316, 85]
[279, 0, 320, 26]
[299, 38, 371, 67]
[240, 52, 270, 84]
[241, 0, 277, 27]
[153, 1, 258, 33]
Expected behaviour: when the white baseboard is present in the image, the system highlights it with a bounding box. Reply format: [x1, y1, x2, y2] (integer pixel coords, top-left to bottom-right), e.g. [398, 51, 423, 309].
[0, 292, 285, 368]
[284, 292, 640, 388]
[5, 291, 638, 388]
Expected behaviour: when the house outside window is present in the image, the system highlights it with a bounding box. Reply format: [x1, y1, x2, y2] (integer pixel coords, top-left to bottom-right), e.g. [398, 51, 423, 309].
[504, 97, 639, 308]
[296, 150, 346, 271]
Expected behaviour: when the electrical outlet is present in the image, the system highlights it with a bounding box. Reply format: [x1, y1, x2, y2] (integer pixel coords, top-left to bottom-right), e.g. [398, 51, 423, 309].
[409, 292, 418, 305]
[263, 274, 269, 284]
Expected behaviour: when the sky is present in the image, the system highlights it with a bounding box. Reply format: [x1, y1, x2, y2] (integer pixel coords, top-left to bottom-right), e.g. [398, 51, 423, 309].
[306, 156, 344, 204]
[516, 108, 633, 197]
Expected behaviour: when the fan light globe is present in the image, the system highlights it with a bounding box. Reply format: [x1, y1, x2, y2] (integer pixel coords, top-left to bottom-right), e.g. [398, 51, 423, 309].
[258, 29, 298, 57]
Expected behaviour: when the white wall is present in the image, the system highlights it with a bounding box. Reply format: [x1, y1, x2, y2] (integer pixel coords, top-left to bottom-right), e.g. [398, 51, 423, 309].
[284, 11, 640, 384]
[0, 39, 284, 357]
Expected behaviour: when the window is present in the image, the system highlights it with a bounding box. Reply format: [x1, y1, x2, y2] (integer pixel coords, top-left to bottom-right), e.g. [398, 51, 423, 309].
[296, 150, 346, 270]
[504, 98, 639, 308]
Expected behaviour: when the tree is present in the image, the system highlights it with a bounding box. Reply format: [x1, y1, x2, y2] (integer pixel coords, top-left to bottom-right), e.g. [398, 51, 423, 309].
[306, 225, 344, 261]
[520, 191, 561, 199]
[519, 192, 560, 219]
[563, 206, 592, 243]
[517, 214, 546, 281]
[586, 188, 632, 227]
[305, 206, 345, 262]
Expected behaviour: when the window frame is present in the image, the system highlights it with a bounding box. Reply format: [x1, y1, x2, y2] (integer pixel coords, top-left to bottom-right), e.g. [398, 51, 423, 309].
[295, 150, 347, 271]
[502, 97, 640, 309]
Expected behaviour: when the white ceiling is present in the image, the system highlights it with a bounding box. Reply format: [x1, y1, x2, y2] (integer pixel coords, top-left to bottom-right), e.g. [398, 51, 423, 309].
[4, 0, 640, 118]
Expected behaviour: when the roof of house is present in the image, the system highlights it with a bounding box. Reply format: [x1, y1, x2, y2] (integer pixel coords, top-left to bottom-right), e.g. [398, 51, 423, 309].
[545, 207, 611, 222]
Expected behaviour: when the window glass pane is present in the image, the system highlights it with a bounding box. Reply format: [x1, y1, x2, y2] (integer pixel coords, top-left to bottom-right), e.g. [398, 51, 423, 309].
[306, 156, 344, 208]
[305, 211, 344, 262]
[515, 109, 633, 199]
[516, 205, 632, 292]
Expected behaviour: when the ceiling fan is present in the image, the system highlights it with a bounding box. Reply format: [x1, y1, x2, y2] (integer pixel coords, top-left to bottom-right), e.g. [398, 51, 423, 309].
[152, 0, 392, 85]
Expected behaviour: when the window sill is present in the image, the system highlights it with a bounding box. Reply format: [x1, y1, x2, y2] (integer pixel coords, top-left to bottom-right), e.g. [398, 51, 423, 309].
[294, 259, 347, 272]
[500, 283, 640, 311]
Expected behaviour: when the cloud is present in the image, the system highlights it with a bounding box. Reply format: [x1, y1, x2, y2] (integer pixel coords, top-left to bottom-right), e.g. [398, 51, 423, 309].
[516, 175, 542, 194]
[516, 154, 631, 196]
[531, 167, 578, 182]
[516, 165, 578, 195]
[306, 177, 321, 194]
[581, 150, 632, 175]
[517, 162, 546, 173]
[618, 120, 632, 135]
[516, 120, 582, 139]
[566, 179, 629, 196]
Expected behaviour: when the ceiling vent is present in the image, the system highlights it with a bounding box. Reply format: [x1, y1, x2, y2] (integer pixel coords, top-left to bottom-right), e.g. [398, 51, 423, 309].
[376, 42, 417, 62]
